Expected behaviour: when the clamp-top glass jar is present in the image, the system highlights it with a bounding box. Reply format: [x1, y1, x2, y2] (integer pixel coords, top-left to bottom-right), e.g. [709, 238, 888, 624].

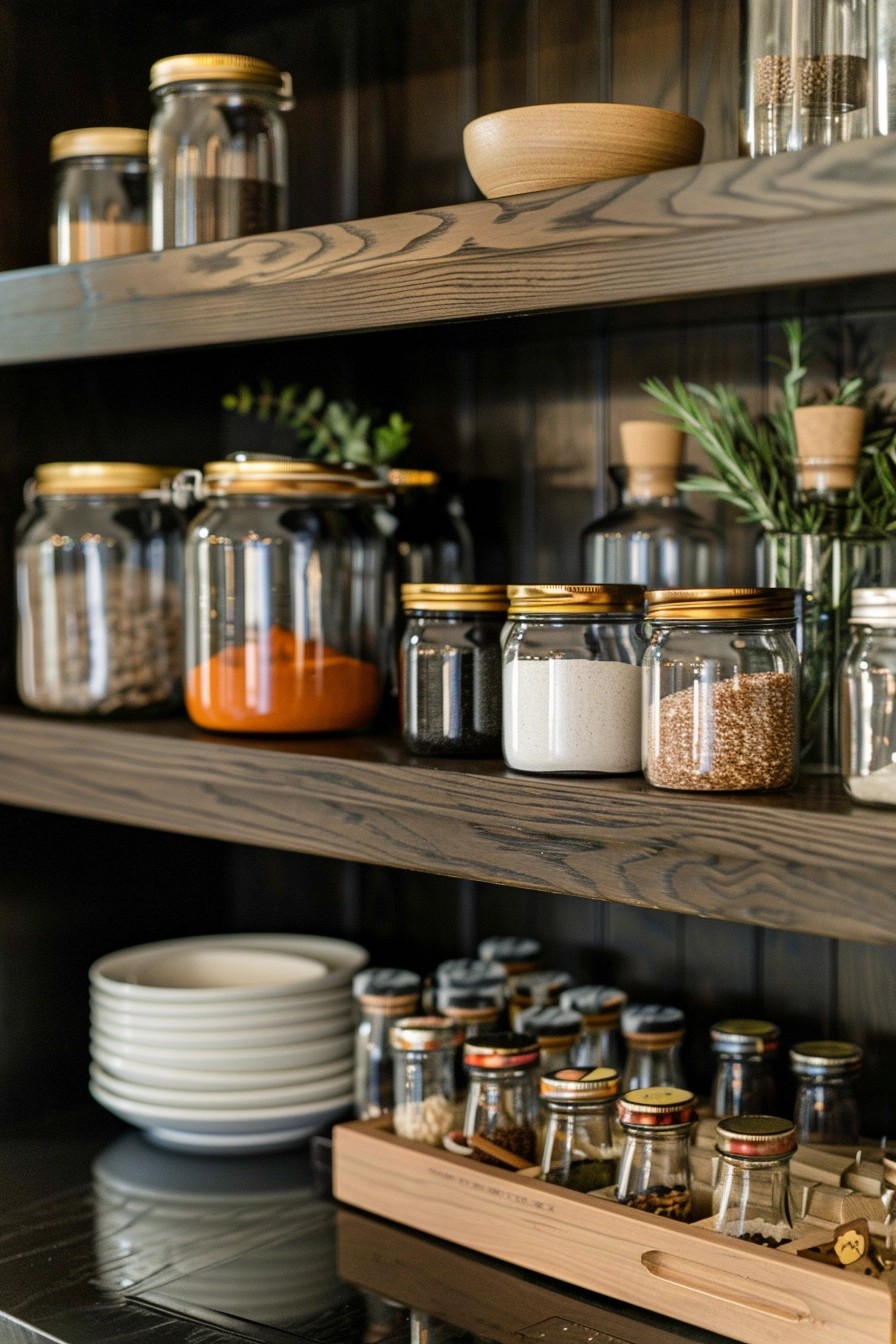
[16, 462, 184, 717]
[539, 1066, 622, 1192]
[791, 1039, 863, 1146]
[841, 588, 896, 806]
[710, 1018, 780, 1119]
[643, 588, 799, 792]
[50, 127, 149, 264]
[149, 53, 292, 249]
[179, 458, 392, 733]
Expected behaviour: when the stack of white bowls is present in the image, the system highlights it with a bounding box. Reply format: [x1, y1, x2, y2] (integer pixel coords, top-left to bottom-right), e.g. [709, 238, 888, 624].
[89, 933, 368, 1154]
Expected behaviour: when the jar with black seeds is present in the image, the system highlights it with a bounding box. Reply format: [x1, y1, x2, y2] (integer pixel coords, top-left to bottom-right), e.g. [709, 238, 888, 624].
[712, 1115, 797, 1247]
[616, 1086, 696, 1221]
[400, 584, 507, 757]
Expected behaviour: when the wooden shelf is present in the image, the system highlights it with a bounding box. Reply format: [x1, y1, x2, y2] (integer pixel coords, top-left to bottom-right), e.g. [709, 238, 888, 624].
[4, 136, 896, 365]
[0, 705, 890, 945]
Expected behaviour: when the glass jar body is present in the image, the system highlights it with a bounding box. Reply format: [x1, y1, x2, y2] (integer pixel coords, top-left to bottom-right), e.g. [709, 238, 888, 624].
[183, 493, 391, 733]
[711, 1055, 776, 1119]
[621, 1041, 686, 1094]
[643, 619, 799, 792]
[392, 1046, 458, 1146]
[712, 1155, 794, 1244]
[503, 612, 646, 774]
[570, 1022, 622, 1071]
[401, 609, 504, 757]
[841, 623, 896, 805]
[742, 0, 871, 157]
[355, 1007, 403, 1120]
[52, 153, 149, 264]
[391, 484, 474, 587]
[540, 1100, 621, 1191]
[463, 1064, 540, 1165]
[794, 1075, 861, 1146]
[16, 491, 184, 717]
[150, 79, 288, 249]
[616, 1125, 693, 1220]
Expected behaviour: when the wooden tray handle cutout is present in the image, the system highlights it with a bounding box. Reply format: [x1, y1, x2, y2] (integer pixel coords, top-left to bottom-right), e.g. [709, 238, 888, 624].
[641, 1251, 812, 1322]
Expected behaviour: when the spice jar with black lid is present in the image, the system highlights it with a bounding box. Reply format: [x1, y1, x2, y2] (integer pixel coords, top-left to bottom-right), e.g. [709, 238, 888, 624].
[517, 1005, 583, 1075]
[539, 1066, 622, 1192]
[621, 1004, 687, 1093]
[643, 587, 799, 792]
[710, 1018, 780, 1119]
[561, 985, 628, 1071]
[50, 127, 149, 264]
[616, 1086, 697, 1220]
[462, 1031, 541, 1166]
[712, 1115, 797, 1246]
[353, 968, 421, 1120]
[390, 1015, 463, 1147]
[790, 1039, 863, 1146]
[400, 583, 507, 757]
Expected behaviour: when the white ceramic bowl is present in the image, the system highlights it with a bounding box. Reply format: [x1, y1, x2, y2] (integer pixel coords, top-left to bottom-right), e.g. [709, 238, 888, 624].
[91, 1044, 353, 1091]
[88, 1028, 354, 1073]
[89, 983, 351, 1025]
[90, 1062, 354, 1110]
[89, 1077, 354, 1136]
[90, 934, 368, 1002]
[90, 1010, 353, 1050]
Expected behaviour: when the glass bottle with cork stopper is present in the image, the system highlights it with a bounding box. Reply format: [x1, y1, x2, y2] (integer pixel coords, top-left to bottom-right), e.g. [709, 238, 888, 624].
[790, 1039, 863, 1146]
[616, 1086, 697, 1221]
[561, 985, 628, 1071]
[517, 1005, 584, 1076]
[462, 1030, 541, 1168]
[477, 935, 542, 1000]
[539, 1066, 622, 1192]
[581, 420, 725, 588]
[712, 1115, 797, 1246]
[710, 1018, 780, 1119]
[390, 1016, 463, 1147]
[620, 1005, 687, 1093]
[508, 969, 574, 1032]
[352, 968, 421, 1120]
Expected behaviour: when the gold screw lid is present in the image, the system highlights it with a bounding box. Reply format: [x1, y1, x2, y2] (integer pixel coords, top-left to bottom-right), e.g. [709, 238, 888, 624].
[389, 1015, 463, 1052]
[33, 462, 176, 494]
[790, 1040, 863, 1076]
[715, 1115, 797, 1158]
[645, 587, 797, 622]
[150, 52, 285, 91]
[711, 1019, 780, 1056]
[507, 583, 644, 616]
[401, 583, 508, 614]
[50, 127, 148, 162]
[200, 458, 386, 497]
[541, 1065, 620, 1103]
[617, 1086, 697, 1127]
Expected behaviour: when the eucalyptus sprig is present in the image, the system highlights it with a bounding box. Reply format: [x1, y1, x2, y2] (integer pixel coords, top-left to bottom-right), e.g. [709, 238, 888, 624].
[222, 379, 412, 468]
[643, 320, 896, 535]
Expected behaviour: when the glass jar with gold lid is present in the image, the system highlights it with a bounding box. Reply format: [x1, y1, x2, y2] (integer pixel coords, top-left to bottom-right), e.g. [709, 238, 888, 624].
[400, 583, 507, 757]
[178, 458, 392, 734]
[50, 127, 149, 264]
[643, 587, 799, 792]
[15, 462, 185, 717]
[502, 583, 646, 774]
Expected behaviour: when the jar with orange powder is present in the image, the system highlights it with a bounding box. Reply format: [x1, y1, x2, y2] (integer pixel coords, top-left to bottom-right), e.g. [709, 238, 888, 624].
[179, 458, 393, 734]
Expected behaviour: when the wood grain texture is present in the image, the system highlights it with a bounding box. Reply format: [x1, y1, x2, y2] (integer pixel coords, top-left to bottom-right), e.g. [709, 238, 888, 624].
[6, 135, 896, 364]
[0, 708, 893, 945]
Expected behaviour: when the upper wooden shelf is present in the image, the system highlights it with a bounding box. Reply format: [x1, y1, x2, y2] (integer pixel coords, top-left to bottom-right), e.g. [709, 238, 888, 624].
[0, 705, 890, 945]
[3, 136, 896, 365]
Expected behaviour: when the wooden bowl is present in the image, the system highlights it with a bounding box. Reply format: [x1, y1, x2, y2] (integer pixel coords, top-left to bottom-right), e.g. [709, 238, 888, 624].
[463, 102, 705, 198]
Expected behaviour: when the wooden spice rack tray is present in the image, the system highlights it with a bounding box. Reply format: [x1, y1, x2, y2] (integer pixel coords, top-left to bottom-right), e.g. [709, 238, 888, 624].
[332, 1118, 896, 1344]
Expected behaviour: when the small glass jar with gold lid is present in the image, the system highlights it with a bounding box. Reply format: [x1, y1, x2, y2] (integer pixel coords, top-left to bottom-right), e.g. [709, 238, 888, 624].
[50, 127, 149, 264]
[643, 587, 799, 792]
[502, 583, 646, 774]
[15, 462, 185, 717]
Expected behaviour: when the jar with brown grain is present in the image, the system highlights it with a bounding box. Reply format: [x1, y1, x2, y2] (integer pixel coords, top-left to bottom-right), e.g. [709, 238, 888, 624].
[462, 1031, 541, 1167]
[50, 127, 149, 264]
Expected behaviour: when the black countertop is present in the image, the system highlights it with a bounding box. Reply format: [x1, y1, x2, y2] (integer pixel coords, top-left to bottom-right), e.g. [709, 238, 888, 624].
[0, 1109, 733, 1344]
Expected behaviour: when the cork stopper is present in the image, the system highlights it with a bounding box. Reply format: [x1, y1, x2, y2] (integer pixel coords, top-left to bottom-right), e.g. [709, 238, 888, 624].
[619, 420, 684, 497]
[792, 405, 865, 492]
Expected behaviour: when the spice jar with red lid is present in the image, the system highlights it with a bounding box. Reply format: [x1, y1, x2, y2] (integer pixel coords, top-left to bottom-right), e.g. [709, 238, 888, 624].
[462, 1030, 541, 1166]
[712, 1115, 797, 1246]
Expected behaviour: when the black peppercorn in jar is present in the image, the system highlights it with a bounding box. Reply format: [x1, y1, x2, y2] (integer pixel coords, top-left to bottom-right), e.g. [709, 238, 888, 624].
[400, 583, 507, 757]
[616, 1086, 697, 1220]
[50, 127, 149, 264]
[712, 1115, 797, 1246]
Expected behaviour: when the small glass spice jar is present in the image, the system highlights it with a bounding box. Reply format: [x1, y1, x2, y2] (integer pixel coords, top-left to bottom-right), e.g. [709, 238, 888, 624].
[710, 1018, 780, 1119]
[390, 1016, 462, 1147]
[16, 462, 184, 717]
[508, 969, 574, 1032]
[462, 1031, 541, 1166]
[517, 1006, 583, 1075]
[178, 458, 392, 734]
[712, 1115, 797, 1246]
[434, 982, 504, 1093]
[477, 935, 542, 997]
[841, 588, 896, 806]
[616, 1086, 697, 1220]
[149, 53, 292, 250]
[539, 1066, 622, 1192]
[353, 968, 421, 1120]
[503, 584, 647, 774]
[400, 584, 507, 757]
[621, 1005, 687, 1093]
[561, 985, 628, 1071]
[50, 127, 149, 264]
[791, 1039, 863, 1146]
[643, 588, 799, 792]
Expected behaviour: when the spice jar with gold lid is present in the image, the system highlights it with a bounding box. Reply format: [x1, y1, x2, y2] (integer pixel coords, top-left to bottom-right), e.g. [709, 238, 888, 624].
[178, 458, 392, 734]
[790, 1039, 863, 1146]
[643, 587, 799, 792]
[539, 1065, 622, 1192]
[710, 1018, 780, 1119]
[712, 1115, 797, 1246]
[616, 1086, 697, 1220]
[15, 462, 184, 717]
[50, 127, 149, 264]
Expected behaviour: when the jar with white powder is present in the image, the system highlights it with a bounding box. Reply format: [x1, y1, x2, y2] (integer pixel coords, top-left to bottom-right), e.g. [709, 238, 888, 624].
[841, 588, 896, 806]
[502, 584, 646, 774]
[390, 1016, 463, 1146]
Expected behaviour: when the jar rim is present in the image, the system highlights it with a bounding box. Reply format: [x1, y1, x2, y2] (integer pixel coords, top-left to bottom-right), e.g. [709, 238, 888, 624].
[33, 462, 178, 495]
[50, 127, 148, 162]
[508, 583, 644, 616]
[199, 458, 386, 498]
[401, 583, 508, 613]
[149, 52, 286, 93]
[646, 587, 797, 621]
